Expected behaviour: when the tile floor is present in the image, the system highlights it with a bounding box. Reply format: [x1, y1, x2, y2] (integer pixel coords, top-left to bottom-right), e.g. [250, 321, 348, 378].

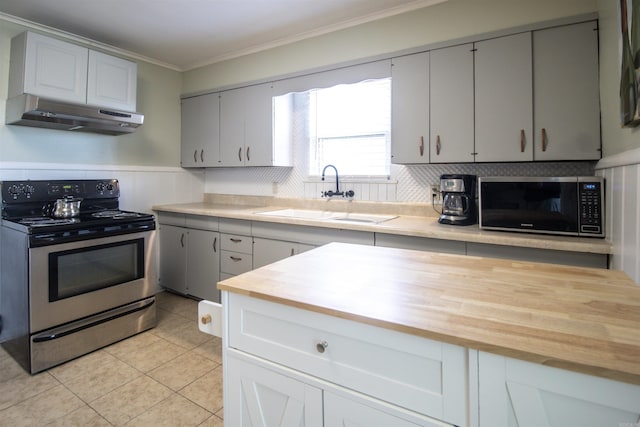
[0, 291, 224, 426]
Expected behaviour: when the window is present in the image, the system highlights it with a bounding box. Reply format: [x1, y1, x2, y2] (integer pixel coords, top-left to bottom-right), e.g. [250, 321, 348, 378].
[274, 78, 391, 178]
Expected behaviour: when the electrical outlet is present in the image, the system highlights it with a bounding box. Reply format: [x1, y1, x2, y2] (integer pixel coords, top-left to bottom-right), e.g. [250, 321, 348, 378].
[430, 184, 442, 205]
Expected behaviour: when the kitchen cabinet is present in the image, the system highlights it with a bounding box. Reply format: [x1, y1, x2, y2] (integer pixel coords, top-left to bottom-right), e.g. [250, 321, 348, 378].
[478, 351, 640, 427]
[391, 52, 430, 164]
[9, 31, 137, 111]
[474, 32, 533, 162]
[219, 83, 291, 167]
[158, 214, 221, 301]
[224, 292, 467, 426]
[219, 218, 253, 279]
[429, 44, 475, 163]
[253, 237, 315, 269]
[181, 93, 221, 167]
[532, 21, 601, 161]
[375, 233, 466, 255]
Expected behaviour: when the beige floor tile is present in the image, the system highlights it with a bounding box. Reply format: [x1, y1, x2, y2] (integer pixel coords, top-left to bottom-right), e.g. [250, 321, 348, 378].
[0, 384, 85, 425]
[125, 394, 211, 426]
[199, 414, 224, 427]
[90, 375, 173, 426]
[56, 358, 142, 403]
[0, 347, 28, 382]
[45, 405, 112, 427]
[0, 370, 59, 411]
[105, 332, 187, 373]
[156, 321, 212, 350]
[179, 365, 224, 414]
[148, 351, 218, 391]
[153, 308, 192, 336]
[157, 292, 199, 319]
[191, 337, 223, 364]
[49, 349, 120, 384]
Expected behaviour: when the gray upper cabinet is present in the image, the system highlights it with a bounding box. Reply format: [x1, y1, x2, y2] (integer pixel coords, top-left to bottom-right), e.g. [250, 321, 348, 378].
[220, 87, 246, 167]
[429, 44, 475, 163]
[532, 21, 601, 161]
[391, 52, 429, 164]
[474, 32, 533, 162]
[181, 93, 220, 167]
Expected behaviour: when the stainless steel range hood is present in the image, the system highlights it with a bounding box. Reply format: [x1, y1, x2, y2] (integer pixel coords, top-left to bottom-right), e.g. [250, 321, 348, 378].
[6, 94, 144, 135]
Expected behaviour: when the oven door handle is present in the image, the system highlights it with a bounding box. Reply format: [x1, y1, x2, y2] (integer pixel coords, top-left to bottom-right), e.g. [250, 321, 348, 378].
[32, 297, 155, 343]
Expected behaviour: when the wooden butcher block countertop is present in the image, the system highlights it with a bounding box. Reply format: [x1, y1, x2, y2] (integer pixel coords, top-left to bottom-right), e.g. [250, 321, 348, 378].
[218, 242, 640, 385]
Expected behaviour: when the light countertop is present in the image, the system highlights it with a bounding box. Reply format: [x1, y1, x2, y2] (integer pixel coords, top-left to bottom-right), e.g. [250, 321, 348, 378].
[153, 197, 612, 255]
[218, 242, 640, 385]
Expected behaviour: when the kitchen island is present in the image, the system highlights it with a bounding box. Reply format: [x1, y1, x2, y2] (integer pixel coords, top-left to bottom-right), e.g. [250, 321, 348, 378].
[218, 243, 640, 427]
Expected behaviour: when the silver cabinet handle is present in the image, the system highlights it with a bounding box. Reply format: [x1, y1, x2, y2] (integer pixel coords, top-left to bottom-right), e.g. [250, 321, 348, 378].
[200, 149, 204, 162]
[193, 150, 198, 163]
[246, 146, 250, 162]
[419, 136, 424, 157]
[541, 128, 548, 152]
[316, 341, 328, 353]
[230, 238, 242, 243]
[180, 233, 185, 248]
[238, 147, 242, 162]
[520, 129, 526, 153]
[213, 237, 217, 253]
[230, 256, 242, 262]
[436, 135, 441, 156]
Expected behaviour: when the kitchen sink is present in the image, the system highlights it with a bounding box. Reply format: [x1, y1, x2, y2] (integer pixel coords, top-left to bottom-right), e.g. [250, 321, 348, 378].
[255, 208, 340, 220]
[255, 209, 397, 224]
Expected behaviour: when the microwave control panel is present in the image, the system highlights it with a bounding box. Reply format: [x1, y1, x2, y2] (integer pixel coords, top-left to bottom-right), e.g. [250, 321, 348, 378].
[578, 180, 603, 235]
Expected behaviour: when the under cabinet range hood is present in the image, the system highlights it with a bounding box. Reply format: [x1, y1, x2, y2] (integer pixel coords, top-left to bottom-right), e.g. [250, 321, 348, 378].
[5, 94, 144, 135]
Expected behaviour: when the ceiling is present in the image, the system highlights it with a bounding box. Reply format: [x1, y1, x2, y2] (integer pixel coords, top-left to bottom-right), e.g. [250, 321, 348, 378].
[0, 0, 444, 71]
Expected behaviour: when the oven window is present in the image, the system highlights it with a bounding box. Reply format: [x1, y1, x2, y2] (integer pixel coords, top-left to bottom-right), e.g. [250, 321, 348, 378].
[48, 238, 145, 301]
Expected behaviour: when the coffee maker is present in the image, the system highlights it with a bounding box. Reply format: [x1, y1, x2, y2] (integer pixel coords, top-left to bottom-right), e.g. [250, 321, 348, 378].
[438, 174, 477, 225]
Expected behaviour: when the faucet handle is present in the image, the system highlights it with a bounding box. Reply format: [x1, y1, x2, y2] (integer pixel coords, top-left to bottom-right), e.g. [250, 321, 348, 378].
[345, 190, 355, 198]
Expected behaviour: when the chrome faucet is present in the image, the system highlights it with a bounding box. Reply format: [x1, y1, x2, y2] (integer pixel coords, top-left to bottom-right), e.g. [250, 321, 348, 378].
[321, 164, 354, 198]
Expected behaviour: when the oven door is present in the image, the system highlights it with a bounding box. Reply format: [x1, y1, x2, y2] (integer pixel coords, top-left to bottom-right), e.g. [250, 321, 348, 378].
[29, 230, 157, 333]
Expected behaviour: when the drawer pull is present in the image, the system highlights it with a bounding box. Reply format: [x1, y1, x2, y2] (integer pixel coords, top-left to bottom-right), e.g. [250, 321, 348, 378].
[316, 341, 328, 353]
[230, 238, 242, 243]
[230, 256, 243, 262]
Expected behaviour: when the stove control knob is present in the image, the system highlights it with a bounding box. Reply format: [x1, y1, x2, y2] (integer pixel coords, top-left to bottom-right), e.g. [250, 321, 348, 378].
[8, 184, 21, 199]
[106, 182, 115, 192]
[24, 185, 35, 198]
[96, 183, 106, 193]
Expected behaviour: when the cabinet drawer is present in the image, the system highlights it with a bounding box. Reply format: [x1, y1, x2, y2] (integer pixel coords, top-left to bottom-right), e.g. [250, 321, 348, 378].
[221, 233, 252, 254]
[227, 293, 468, 426]
[221, 251, 253, 275]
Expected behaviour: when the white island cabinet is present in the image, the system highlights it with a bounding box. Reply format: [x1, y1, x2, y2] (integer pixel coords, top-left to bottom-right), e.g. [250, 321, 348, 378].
[223, 292, 470, 427]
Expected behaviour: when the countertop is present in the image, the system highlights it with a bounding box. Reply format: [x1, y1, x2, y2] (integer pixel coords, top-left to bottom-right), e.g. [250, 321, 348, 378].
[218, 242, 640, 385]
[153, 199, 612, 255]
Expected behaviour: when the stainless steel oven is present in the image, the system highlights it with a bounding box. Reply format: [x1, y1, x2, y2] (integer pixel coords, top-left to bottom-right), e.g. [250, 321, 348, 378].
[0, 179, 157, 373]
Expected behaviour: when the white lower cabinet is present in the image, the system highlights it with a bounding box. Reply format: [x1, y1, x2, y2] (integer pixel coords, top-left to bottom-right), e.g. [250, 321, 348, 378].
[478, 351, 640, 427]
[224, 292, 468, 427]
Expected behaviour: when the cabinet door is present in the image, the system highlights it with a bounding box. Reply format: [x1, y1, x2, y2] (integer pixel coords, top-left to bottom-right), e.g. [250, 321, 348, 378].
[225, 354, 323, 427]
[181, 94, 221, 167]
[430, 44, 475, 163]
[475, 33, 533, 162]
[87, 50, 137, 111]
[244, 83, 274, 166]
[479, 352, 640, 427]
[391, 52, 429, 164]
[533, 21, 601, 161]
[325, 391, 453, 427]
[22, 32, 88, 103]
[253, 237, 298, 269]
[159, 225, 187, 294]
[220, 87, 246, 166]
[186, 230, 220, 302]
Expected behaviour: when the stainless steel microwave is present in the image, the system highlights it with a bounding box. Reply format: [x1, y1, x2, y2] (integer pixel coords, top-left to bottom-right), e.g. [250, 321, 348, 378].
[478, 176, 604, 238]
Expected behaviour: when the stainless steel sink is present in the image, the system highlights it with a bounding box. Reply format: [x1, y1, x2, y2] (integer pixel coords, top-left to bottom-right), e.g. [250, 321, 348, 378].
[255, 209, 397, 224]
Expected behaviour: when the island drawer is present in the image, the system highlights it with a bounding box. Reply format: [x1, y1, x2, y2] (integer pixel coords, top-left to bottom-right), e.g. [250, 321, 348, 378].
[226, 292, 469, 427]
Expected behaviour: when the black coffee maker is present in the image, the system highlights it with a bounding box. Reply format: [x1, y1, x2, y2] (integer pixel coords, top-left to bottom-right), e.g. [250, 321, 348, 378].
[438, 174, 477, 226]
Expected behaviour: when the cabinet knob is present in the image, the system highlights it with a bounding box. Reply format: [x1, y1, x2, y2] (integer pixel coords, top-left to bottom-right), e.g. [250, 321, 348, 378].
[201, 314, 212, 325]
[316, 341, 328, 353]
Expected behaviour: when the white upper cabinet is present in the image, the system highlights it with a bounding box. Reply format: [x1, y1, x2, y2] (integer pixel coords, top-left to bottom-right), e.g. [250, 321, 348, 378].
[391, 52, 430, 164]
[474, 32, 533, 162]
[219, 83, 290, 167]
[181, 93, 221, 167]
[429, 44, 475, 163]
[10, 31, 88, 104]
[532, 21, 601, 161]
[87, 50, 137, 111]
[9, 31, 137, 111]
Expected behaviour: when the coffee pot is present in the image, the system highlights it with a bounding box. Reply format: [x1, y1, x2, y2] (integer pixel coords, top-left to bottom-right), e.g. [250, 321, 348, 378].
[438, 174, 477, 226]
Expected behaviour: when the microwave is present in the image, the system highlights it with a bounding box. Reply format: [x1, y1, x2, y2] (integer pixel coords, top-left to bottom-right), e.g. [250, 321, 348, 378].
[478, 176, 604, 238]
